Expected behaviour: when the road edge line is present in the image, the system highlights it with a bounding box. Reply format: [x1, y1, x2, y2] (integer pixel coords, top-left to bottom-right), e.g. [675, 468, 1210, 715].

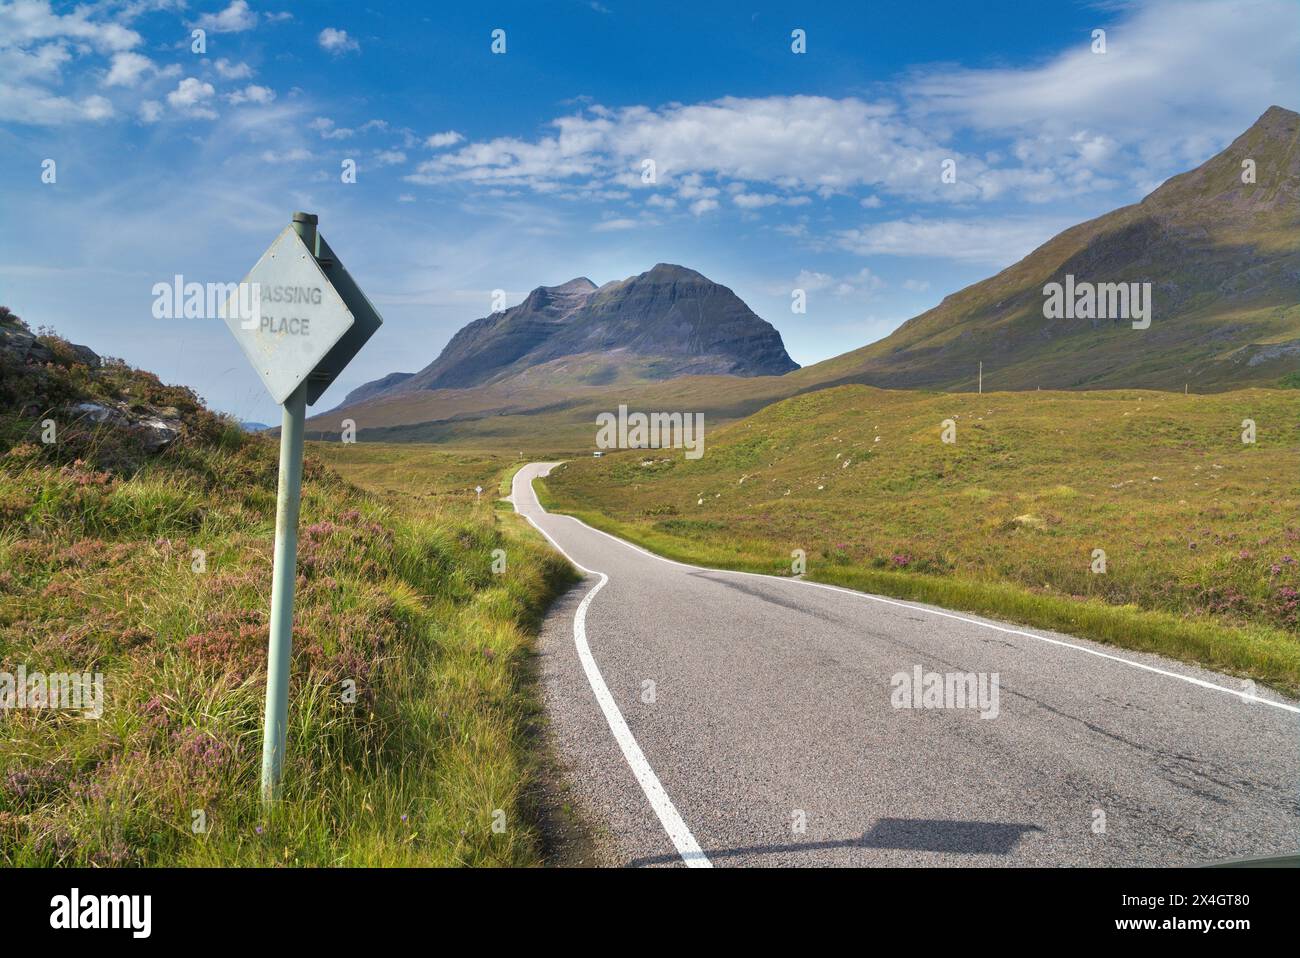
[516, 470, 712, 868]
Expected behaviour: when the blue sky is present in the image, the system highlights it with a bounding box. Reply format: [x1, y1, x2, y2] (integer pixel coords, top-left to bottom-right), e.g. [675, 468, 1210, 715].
[1, 0, 1297, 424]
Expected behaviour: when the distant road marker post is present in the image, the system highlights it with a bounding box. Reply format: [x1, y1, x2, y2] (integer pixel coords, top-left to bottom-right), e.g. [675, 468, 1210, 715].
[222, 211, 384, 805]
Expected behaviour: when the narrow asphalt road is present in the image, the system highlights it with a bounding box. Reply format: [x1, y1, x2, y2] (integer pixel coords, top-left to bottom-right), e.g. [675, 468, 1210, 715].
[513, 463, 1300, 868]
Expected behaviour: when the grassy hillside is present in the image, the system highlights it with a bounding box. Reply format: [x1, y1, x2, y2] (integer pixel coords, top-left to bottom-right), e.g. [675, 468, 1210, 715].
[541, 384, 1300, 693]
[0, 315, 575, 866]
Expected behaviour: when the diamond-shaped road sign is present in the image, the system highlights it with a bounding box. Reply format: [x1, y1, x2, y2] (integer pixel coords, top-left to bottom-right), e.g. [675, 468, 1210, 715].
[223, 223, 383, 406]
[221, 213, 384, 807]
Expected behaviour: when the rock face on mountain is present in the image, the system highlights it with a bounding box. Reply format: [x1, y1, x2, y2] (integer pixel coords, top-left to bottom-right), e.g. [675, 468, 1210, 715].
[347, 265, 797, 403]
[341, 371, 415, 406]
[811, 105, 1300, 392]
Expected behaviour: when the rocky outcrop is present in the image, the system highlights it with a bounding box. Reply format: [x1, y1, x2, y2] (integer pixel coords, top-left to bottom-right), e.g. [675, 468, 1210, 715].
[345, 266, 798, 402]
[2, 308, 190, 458]
[68, 401, 183, 452]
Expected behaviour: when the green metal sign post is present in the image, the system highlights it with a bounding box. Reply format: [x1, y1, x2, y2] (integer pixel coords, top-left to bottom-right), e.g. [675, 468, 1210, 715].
[222, 211, 384, 806]
[261, 377, 305, 802]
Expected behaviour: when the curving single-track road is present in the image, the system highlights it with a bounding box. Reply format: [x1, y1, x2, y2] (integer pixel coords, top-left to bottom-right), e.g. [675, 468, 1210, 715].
[513, 463, 1300, 868]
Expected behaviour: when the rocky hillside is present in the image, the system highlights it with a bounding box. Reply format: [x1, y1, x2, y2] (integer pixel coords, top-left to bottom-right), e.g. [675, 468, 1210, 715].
[343, 264, 797, 405]
[0, 307, 220, 470]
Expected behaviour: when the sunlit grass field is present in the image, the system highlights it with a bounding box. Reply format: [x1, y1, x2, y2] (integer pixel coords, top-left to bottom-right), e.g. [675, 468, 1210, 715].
[0, 382, 571, 865]
[541, 384, 1300, 694]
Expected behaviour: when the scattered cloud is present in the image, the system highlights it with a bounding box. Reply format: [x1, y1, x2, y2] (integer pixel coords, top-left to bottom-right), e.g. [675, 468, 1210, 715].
[318, 27, 359, 55]
[904, 0, 1300, 194]
[260, 147, 311, 163]
[213, 58, 252, 80]
[310, 116, 353, 139]
[835, 217, 1071, 267]
[0, 0, 142, 52]
[408, 96, 975, 205]
[426, 130, 464, 148]
[226, 84, 274, 105]
[104, 51, 152, 87]
[167, 76, 217, 118]
[194, 0, 257, 34]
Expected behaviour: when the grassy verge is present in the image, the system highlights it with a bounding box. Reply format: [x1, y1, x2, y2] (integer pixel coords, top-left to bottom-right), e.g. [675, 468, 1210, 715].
[538, 384, 1300, 696]
[1, 381, 575, 864]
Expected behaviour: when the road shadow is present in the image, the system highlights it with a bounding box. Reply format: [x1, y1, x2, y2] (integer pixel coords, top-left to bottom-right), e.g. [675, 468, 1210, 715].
[627, 817, 1043, 867]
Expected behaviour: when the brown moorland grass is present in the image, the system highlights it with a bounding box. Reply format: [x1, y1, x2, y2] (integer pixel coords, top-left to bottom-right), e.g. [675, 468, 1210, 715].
[0, 327, 574, 866]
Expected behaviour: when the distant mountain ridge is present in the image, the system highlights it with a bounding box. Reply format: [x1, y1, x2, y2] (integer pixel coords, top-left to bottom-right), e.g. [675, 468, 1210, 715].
[342, 264, 798, 405]
[318, 106, 1300, 448]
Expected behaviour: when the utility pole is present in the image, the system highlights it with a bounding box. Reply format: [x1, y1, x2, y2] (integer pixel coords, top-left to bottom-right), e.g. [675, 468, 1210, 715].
[978, 361, 983, 395]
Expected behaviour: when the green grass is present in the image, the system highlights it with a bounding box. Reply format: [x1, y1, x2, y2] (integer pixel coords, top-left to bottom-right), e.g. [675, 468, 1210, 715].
[1, 418, 575, 865]
[540, 384, 1300, 695]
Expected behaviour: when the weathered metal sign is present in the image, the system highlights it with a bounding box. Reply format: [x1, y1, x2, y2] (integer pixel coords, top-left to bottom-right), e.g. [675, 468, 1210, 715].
[222, 222, 382, 406]
[220, 212, 383, 805]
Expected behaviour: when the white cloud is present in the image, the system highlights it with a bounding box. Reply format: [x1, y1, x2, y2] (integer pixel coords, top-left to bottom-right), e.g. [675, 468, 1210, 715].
[0, 0, 141, 52]
[195, 1, 257, 33]
[788, 267, 883, 299]
[794, 269, 834, 292]
[904, 0, 1300, 194]
[902, 278, 930, 292]
[373, 149, 407, 166]
[425, 130, 464, 148]
[592, 218, 638, 231]
[0, 80, 115, 123]
[261, 147, 311, 163]
[80, 95, 112, 121]
[226, 84, 274, 105]
[104, 50, 152, 87]
[0, 42, 70, 83]
[138, 99, 163, 123]
[688, 198, 718, 216]
[318, 27, 359, 55]
[214, 58, 252, 80]
[310, 116, 353, 139]
[732, 192, 780, 209]
[167, 76, 217, 118]
[410, 95, 974, 205]
[836, 217, 1072, 267]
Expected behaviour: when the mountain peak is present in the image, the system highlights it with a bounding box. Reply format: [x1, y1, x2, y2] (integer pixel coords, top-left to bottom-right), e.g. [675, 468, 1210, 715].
[338, 263, 798, 402]
[645, 263, 706, 280]
[1141, 104, 1300, 218]
[549, 276, 598, 293]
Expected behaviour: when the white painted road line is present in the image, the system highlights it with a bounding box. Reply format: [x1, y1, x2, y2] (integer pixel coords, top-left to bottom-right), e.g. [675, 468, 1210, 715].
[521, 509, 712, 868]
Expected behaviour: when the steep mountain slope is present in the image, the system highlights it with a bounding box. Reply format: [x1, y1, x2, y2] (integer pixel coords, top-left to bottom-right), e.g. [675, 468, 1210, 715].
[806, 105, 1300, 392]
[345, 264, 798, 403]
[399, 277, 600, 392]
